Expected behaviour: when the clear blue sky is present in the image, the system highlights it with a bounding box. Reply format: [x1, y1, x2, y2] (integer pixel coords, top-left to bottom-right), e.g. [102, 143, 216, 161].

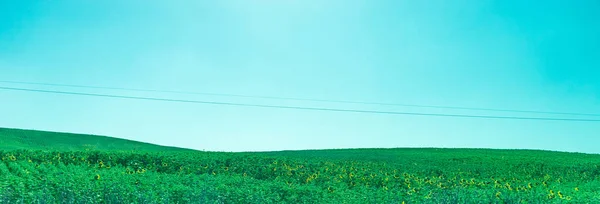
[1, 0, 599, 153]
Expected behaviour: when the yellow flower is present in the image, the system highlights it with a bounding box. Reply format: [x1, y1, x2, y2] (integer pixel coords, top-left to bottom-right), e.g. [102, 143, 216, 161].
[547, 190, 556, 199]
[557, 191, 563, 199]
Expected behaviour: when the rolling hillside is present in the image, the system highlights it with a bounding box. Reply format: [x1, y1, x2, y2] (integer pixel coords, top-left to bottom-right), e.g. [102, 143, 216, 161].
[0, 128, 187, 152]
[1, 128, 600, 203]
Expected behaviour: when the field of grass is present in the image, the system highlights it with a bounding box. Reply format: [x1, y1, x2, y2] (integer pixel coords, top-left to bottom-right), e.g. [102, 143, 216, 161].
[0, 128, 187, 152]
[1, 127, 599, 203]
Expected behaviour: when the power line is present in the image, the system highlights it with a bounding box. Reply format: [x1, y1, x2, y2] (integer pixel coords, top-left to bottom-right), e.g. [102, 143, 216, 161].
[1, 80, 599, 117]
[1, 86, 599, 122]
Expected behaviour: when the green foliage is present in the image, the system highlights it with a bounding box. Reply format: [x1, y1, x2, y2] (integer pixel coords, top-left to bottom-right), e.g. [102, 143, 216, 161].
[1, 128, 599, 203]
[0, 128, 189, 152]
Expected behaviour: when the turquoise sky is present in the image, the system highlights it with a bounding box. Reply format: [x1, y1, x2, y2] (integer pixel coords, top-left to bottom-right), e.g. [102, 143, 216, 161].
[1, 0, 599, 153]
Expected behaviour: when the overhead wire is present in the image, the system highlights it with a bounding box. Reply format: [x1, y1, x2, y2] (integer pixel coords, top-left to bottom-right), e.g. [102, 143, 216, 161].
[1, 86, 599, 122]
[1, 80, 599, 117]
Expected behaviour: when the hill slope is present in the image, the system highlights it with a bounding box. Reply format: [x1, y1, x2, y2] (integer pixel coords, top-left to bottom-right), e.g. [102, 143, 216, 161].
[0, 128, 187, 151]
[1, 128, 600, 203]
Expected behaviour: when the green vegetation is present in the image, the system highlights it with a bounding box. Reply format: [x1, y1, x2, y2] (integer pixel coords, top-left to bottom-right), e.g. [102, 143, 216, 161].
[1, 128, 599, 203]
[0, 128, 187, 152]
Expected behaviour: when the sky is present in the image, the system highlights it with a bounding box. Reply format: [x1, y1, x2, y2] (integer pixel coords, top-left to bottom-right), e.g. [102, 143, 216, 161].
[1, 0, 599, 153]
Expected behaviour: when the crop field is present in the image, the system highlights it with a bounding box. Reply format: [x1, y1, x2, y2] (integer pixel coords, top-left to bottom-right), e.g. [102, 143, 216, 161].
[1, 128, 600, 203]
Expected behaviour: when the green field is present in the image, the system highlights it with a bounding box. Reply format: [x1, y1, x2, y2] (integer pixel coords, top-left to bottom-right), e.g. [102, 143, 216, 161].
[1, 128, 599, 203]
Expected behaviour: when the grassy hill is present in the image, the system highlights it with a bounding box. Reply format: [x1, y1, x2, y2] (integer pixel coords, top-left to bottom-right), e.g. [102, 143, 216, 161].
[1, 128, 600, 203]
[0, 128, 187, 151]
